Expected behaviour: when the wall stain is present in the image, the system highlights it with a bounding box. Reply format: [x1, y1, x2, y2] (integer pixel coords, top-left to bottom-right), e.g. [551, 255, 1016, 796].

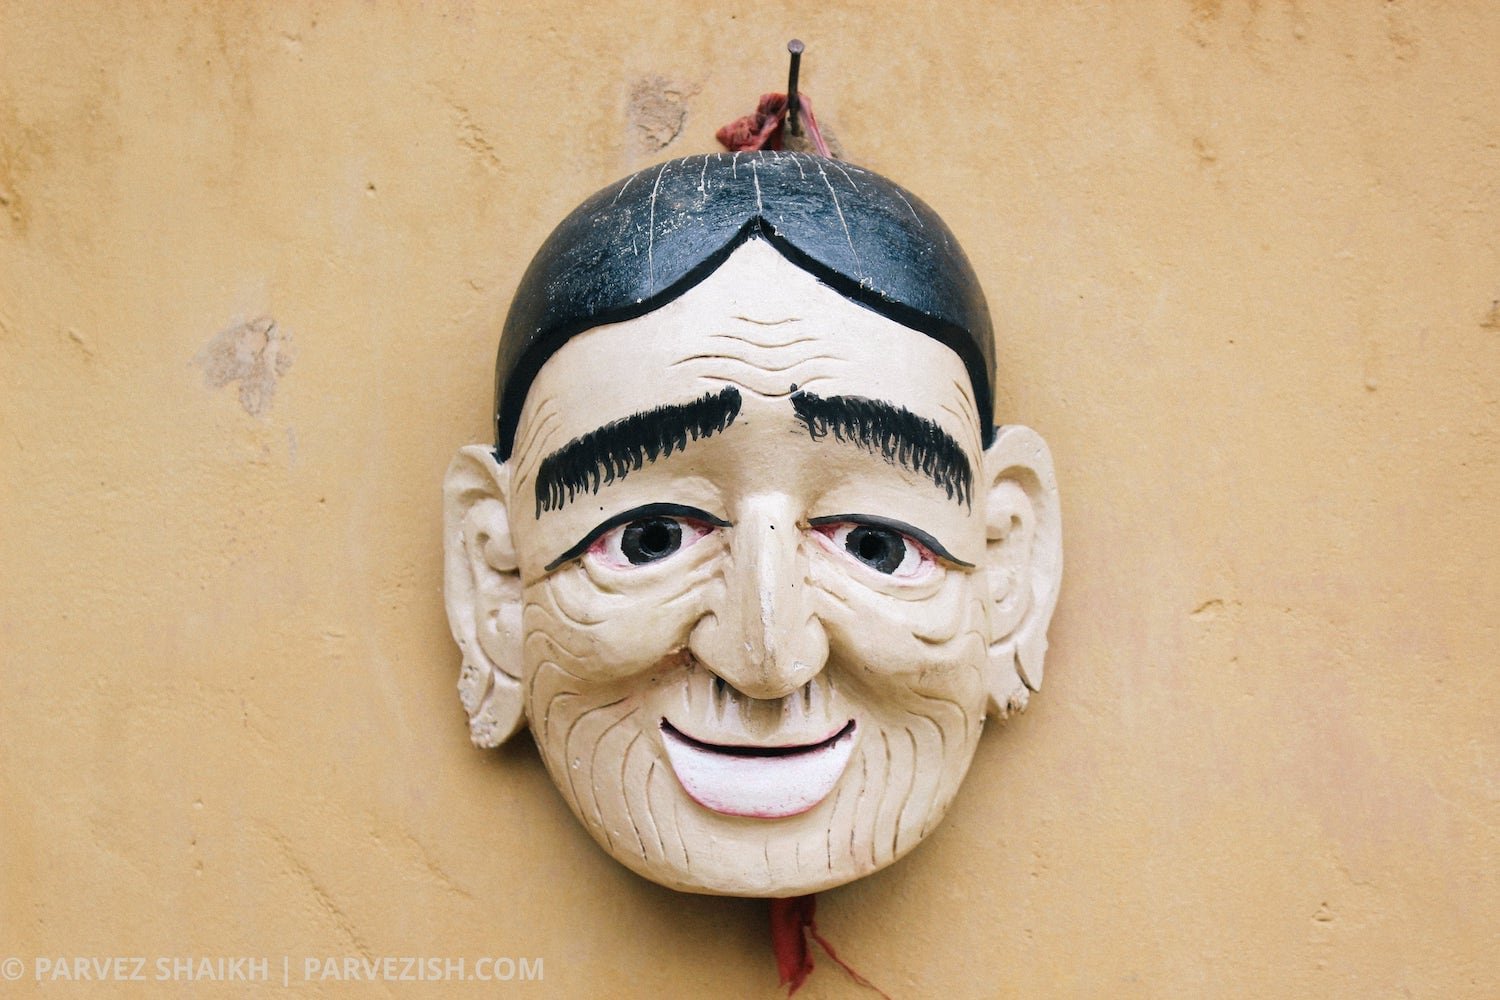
[65, 327, 95, 361]
[449, 100, 503, 173]
[194, 316, 293, 417]
[628, 75, 698, 153]
[1384, 1, 1420, 63]
[1192, 136, 1219, 169]
[1190, 598, 1225, 619]
[1190, 0, 1223, 21]
[0, 101, 51, 236]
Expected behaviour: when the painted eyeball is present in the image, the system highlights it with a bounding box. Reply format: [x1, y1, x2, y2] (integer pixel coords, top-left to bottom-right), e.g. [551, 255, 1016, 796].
[592, 516, 711, 568]
[817, 522, 936, 580]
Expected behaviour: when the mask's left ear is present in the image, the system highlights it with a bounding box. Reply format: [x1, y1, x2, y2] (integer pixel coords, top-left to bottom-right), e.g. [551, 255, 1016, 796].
[442, 444, 527, 746]
[980, 425, 1063, 717]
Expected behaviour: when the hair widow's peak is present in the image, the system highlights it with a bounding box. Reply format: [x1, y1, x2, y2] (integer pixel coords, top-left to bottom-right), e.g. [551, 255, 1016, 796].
[493, 152, 998, 460]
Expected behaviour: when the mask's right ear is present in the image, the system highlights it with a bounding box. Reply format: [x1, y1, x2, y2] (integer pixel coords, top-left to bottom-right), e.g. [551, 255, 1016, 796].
[443, 444, 526, 747]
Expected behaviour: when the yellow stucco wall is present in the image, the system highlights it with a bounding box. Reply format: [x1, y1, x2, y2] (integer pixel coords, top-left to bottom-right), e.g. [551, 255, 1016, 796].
[3, 2, 1497, 996]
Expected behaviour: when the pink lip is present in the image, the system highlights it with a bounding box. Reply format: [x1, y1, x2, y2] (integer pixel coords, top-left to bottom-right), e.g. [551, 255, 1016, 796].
[659, 720, 858, 819]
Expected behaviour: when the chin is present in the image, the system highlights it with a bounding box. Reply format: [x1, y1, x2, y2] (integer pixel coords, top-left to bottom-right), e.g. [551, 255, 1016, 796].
[535, 709, 982, 897]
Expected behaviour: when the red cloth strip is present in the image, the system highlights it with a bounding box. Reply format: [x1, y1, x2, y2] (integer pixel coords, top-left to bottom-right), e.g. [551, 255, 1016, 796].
[717, 92, 832, 157]
[769, 894, 892, 999]
[769, 895, 815, 993]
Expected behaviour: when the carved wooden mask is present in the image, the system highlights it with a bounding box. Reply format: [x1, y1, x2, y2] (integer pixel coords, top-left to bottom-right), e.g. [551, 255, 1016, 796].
[444, 153, 1061, 896]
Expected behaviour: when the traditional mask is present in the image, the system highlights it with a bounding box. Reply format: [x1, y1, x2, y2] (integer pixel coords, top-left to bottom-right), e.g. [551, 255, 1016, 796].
[444, 153, 1061, 896]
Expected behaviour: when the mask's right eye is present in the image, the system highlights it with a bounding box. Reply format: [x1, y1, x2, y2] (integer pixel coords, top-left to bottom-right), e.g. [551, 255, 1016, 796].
[546, 503, 730, 573]
[592, 515, 705, 568]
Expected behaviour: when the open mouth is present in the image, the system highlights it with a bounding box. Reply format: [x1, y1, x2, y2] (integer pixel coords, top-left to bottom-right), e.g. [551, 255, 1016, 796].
[659, 719, 857, 819]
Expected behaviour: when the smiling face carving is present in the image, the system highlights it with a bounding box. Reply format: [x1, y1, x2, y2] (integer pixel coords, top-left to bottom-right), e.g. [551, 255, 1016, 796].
[445, 239, 1062, 896]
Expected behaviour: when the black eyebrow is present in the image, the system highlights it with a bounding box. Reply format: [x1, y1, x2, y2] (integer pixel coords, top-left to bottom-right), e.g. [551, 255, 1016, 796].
[789, 389, 974, 507]
[532, 386, 742, 517]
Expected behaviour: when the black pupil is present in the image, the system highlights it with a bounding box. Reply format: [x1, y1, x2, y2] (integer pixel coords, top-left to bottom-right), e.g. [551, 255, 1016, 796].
[845, 526, 906, 573]
[621, 518, 682, 564]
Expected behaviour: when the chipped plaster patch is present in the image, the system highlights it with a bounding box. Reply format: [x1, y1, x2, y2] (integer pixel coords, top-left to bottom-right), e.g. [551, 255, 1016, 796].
[628, 75, 698, 153]
[194, 316, 293, 417]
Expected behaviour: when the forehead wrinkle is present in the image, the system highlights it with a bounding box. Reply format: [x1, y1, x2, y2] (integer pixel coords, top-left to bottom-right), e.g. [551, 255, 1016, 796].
[939, 378, 984, 453]
[516, 398, 558, 452]
[695, 374, 835, 399]
[938, 404, 984, 463]
[708, 331, 821, 350]
[668, 352, 839, 375]
[669, 355, 846, 399]
[513, 396, 562, 476]
[665, 323, 849, 396]
[726, 314, 800, 327]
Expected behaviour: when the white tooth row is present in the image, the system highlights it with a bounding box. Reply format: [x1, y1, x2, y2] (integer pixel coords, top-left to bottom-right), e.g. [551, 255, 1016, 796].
[661, 723, 856, 819]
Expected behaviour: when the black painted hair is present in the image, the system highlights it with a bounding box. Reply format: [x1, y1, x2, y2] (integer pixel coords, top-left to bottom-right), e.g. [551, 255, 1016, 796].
[493, 152, 996, 460]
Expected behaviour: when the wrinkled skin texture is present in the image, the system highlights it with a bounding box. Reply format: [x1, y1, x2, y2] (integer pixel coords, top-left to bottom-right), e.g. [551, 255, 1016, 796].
[445, 241, 1060, 895]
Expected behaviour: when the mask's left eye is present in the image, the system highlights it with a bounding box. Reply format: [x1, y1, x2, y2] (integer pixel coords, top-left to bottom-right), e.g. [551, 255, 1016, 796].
[807, 513, 974, 581]
[816, 521, 934, 579]
[545, 503, 730, 573]
[592, 515, 711, 568]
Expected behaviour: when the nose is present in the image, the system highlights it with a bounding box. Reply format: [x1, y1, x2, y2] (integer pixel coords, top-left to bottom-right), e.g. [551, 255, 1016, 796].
[688, 495, 828, 700]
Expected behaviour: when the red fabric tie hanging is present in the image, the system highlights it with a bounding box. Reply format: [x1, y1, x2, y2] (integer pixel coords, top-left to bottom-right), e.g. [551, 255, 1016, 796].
[716, 92, 833, 156]
[769, 895, 892, 998]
